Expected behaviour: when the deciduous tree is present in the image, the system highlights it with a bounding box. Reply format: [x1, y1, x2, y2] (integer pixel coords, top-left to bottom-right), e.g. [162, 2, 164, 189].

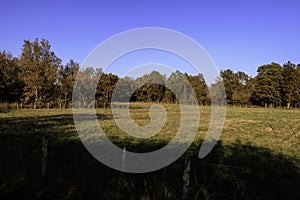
[20, 38, 61, 108]
[0, 51, 23, 103]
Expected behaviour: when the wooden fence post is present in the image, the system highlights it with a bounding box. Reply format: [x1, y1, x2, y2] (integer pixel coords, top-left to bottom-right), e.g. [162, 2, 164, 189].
[41, 136, 48, 176]
[182, 156, 191, 200]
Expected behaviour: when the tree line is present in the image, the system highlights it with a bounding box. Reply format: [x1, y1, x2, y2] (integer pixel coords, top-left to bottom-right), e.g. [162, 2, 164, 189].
[0, 38, 299, 109]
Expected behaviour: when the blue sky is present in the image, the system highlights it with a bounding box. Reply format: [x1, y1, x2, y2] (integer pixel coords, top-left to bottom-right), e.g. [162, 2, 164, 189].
[0, 0, 299, 77]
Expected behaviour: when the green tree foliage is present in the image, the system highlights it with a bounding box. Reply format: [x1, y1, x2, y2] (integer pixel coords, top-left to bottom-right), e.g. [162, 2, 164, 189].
[185, 73, 209, 105]
[210, 77, 227, 106]
[112, 76, 136, 102]
[297, 64, 300, 105]
[251, 63, 283, 107]
[59, 59, 79, 108]
[96, 72, 118, 108]
[166, 70, 184, 104]
[219, 70, 252, 105]
[231, 71, 251, 105]
[1, 38, 300, 108]
[220, 69, 238, 103]
[281, 61, 300, 109]
[73, 67, 100, 108]
[20, 38, 62, 108]
[0, 51, 24, 103]
[134, 71, 166, 103]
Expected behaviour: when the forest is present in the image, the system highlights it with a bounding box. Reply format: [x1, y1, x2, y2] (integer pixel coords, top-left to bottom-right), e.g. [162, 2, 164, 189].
[1, 38, 300, 109]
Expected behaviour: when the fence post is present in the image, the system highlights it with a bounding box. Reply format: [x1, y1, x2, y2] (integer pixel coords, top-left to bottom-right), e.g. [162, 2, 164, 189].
[41, 136, 48, 176]
[182, 156, 191, 200]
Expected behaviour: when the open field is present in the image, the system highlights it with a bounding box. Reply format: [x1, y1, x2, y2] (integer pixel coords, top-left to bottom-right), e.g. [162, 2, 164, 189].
[0, 104, 300, 199]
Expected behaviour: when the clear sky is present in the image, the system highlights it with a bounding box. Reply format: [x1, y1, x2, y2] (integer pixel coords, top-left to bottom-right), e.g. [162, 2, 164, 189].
[0, 0, 299, 77]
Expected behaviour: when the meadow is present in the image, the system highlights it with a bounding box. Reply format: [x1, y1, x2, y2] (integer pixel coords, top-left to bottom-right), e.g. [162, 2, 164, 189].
[0, 104, 299, 199]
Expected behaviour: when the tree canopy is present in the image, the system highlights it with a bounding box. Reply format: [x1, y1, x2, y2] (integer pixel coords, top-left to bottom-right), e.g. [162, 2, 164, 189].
[1, 38, 299, 109]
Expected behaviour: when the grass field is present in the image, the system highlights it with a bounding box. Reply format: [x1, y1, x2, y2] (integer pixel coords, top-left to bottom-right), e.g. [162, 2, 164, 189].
[0, 104, 299, 199]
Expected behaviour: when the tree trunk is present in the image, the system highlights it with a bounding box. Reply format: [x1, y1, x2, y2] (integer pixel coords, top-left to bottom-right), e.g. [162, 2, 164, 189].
[64, 94, 67, 108]
[287, 95, 291, 109]
[35, 88, 38, 109]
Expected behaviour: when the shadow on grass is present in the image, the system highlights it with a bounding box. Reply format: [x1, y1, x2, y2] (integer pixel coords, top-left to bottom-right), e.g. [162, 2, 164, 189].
[0, 114, 299, 200]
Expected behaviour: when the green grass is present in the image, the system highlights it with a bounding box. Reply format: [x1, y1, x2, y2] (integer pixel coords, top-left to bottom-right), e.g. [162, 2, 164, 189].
[0, 104, 299, 199]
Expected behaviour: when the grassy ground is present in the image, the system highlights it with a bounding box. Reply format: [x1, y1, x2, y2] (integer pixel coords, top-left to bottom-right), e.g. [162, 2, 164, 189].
[0, 104, 299, 199]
